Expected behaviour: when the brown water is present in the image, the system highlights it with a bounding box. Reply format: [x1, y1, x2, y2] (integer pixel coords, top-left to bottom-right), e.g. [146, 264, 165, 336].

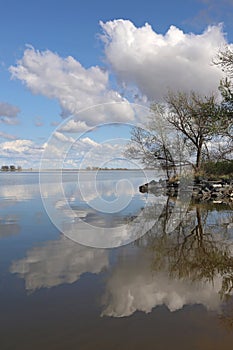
[0, 172, 233, 350]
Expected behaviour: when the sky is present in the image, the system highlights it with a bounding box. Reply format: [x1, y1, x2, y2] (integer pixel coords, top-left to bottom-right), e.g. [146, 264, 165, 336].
[1, 0, 233, 168]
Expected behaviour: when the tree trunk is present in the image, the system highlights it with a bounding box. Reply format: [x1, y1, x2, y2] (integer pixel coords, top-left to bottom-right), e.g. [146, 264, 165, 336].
[196, 145, 202, 171]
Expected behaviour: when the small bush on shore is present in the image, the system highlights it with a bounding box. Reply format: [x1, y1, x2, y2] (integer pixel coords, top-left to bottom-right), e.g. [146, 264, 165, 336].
[201, 160, 233, 177]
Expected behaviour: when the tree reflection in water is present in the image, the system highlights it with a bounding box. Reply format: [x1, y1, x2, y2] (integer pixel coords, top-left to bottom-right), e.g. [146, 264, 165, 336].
[138, 199, 233, 326]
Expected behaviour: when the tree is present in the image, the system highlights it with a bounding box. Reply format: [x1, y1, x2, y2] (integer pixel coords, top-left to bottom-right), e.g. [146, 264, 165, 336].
[213, 48, 233, 161]
[124, 104, 179, 179]
[165, 91, 224, 171]
[125, 91, 228, 175]
[214, 46, 233, 78]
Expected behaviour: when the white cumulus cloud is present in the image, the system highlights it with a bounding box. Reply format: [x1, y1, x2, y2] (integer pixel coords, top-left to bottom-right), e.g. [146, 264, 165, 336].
[9, 47, 134, 126]
[9, 21, 225, 130]
[100, 20, 227, 100]
[0, 139, 46, 167]
[59, 119, 89, 133]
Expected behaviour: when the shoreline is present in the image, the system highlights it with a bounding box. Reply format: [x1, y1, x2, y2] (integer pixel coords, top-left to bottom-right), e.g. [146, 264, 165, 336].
[140, 177, 233, 203]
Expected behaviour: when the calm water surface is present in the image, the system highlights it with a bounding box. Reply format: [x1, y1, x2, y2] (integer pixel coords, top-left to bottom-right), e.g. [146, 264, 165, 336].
[0, 171, 233, 350]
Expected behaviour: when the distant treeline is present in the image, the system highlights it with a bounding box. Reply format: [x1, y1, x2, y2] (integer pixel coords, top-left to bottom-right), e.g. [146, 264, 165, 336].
[1, 165, 22, 171]
[85, 166, 128, 170]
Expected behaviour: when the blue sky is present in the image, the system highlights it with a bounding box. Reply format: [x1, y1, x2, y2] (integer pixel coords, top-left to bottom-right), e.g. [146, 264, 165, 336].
[0, 0, 233, 168]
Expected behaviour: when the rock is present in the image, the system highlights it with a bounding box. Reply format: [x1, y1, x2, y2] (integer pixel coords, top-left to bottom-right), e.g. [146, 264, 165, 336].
[148, 180, 157, 186]
[212, 184, 223, 188]
[139, 183, 148, 193]
[139, 178, 233, 202]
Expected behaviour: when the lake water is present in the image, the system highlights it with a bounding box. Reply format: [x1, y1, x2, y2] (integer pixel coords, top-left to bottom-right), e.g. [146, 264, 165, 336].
[0, 171, 233, 350]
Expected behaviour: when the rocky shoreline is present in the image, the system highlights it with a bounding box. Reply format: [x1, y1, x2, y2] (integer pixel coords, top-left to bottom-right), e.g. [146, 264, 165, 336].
[139, 178, 233, 203]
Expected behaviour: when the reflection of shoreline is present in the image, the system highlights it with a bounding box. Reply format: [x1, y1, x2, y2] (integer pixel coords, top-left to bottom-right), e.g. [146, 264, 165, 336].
[102, 201, 233, 318]
[9, 199, 233, 320]
[3, 171, 233, 322]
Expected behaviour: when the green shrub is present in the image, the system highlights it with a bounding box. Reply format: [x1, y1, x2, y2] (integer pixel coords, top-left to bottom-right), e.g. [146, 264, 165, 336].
[201, 160, 233, 176]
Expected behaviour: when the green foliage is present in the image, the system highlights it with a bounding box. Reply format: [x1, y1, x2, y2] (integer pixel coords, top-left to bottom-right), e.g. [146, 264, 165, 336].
[201, 160, 233, 176]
